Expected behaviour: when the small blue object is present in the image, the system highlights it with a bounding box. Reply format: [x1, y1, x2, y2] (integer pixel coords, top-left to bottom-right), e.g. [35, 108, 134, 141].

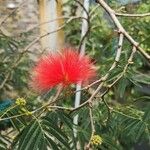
[0, 99, 13, 130]
[0, 99, 13, 111]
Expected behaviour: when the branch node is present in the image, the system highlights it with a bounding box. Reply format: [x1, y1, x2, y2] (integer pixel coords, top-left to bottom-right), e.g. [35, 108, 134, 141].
[118, 30, 123, 34]
[128, 61, 134, 64]
[88, 101, 93, 108]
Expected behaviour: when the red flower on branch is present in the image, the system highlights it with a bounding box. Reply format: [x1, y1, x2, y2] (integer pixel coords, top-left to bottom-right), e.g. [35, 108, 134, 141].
[31, 48, 96, 92]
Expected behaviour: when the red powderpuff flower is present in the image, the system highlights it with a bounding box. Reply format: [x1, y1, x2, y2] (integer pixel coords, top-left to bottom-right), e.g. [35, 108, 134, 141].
[31, 48, 96, 92]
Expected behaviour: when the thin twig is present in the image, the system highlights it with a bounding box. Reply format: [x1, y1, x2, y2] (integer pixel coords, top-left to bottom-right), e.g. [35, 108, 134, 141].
[108, 46, 136, 88]
[86, 107, 95, 149]
[25, 16, 85, 33]
[115, 12, 150, 17]
[0, 113, 27, 122]
[101, 95, 111, 122]
[0, 105, 17, 119]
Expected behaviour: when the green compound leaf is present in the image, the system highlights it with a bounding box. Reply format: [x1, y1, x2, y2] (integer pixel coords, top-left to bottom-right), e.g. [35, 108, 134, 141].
[12, 117, 70, 150]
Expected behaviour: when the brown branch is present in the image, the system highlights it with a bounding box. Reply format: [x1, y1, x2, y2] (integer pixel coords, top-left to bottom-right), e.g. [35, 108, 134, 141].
[96, 0, 150, 62]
